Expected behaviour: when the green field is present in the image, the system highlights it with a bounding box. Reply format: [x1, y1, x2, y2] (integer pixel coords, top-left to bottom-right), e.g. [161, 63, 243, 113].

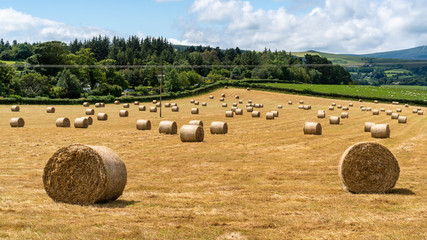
[261, 83, 427, 102]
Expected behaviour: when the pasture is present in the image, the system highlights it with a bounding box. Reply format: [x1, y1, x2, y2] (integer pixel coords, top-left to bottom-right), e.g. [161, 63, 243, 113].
[1, 88, 426, 239]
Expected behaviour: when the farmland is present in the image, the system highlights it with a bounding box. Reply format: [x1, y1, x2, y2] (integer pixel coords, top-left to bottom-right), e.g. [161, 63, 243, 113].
[0, 88, 426, 239]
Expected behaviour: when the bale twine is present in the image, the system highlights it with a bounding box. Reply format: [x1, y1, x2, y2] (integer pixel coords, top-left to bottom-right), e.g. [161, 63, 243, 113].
[396, 109, 402, 113]
[373, 110, 379, 115]
[46, 107, 55, 113]
[288, 101, 292, 105]
[82, 116, 93, 125]
[191, 108, 199, 114]
[225, 111, 234, 117]
[133, 101, 139, 105]
[329, 116, 340, 124]
[202, 102, 207, 106]
[371, 124, 390, 138]
[210, 121, 228, 134]
[337, 105, 342, 109]
[272, 111, 279, 117]
[380, 108, 386, 112]
[43, 144, 127, 204]
[97, 113, 108, 121]
[210, 95, 214, 99]
[278, 105, 283, 109]
[119, 110, 129, 117]
[220, 98, 225, 101]
[235, 95, 239, 99]
[366, 107, 372, 112]
[139, 105, 146, 111]
[233, 103, 238, 107]
[180, 125, 204, 142]
[342, 106, 349, 111]
[332, 103, 337, 106]
[235, 109, 243, 115]
[418, 111, 424, 115]
[349, 103, 354, 107]
[329, 106, 334, 111]
[412, 109, 418, 113]
[364, 122, 376, 132]
[266, 112, 275, 120]
[95, 103, 102, 108]
[152, 100, 157, 104]
[150, 107, 157, 112]
[303, 122, 322, 135]
[391, 113, 399, 119]
[221, 93, 225, 97]
[386, 110, 393, 115]
[252, 111, 261, 118]
[231, 107, 237, 112]
[165, 103, 171, 108]
[136, 120, 151, 130]
[338, 142, 399, 193]
[303, 105, 311, 110]
[398, 116, 407, 124]
[318, 110, 326, 118]
[194, 101, 199, 105]
[10, 117, 25, 127]
[222, 103, 228, 107]
[341, 112, 349, 119]
[299, 100, 304, 104]
[11, 105, 20, 112]
[172, 106, 179, 112]
[298, 105, 304, 109]
[83, 102, 90, 107]
[159, 121, 177, 134]
[74, 118, 88, 128]
[56, 118, 71, 128]
[189, 120, 203, 126]
[83, 108, 95, 116]
[123, 103, 130, 108]
[247, 107, 254, 112]
[114, 100, 120, 105]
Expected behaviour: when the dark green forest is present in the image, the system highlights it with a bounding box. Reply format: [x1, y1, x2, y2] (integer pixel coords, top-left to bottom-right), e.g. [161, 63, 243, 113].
[0, 36, 352, 99]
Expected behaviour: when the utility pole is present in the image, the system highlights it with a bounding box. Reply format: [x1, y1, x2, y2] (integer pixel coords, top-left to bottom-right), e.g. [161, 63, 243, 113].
[157, 71, 165, 118]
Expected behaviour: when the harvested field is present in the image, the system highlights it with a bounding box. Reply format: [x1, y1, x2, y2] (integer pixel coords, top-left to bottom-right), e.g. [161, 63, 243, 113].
[0, 88, 426, 239]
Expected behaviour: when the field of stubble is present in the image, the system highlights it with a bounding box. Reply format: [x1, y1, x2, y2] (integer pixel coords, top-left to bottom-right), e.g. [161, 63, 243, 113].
[0, 88, 426, 240]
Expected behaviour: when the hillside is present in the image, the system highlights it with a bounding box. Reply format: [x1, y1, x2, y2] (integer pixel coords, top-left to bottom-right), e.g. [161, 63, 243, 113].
[358, 46, 427, 60]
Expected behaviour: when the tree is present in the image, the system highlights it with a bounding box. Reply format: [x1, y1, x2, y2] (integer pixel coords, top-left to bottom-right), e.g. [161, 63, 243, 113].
[19, 72, 49, 97]
[55, 69, 83, 98]
[28, 41, 70, 76]
[0, 62, 15, 95]
[164, 69, 181, 92]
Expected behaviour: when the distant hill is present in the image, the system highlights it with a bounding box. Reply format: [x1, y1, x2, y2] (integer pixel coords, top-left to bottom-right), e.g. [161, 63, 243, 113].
[357, 46, 427, 60]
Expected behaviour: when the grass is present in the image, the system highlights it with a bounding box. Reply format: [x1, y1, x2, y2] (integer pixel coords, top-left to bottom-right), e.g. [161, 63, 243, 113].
[1, 88, 426, 239]
[0, 60, 24, 65]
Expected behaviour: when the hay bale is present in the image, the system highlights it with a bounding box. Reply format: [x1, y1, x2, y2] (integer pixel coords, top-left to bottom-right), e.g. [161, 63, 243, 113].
[210, 121, 228, 134]
[278, 105, 283, 109]
[391, 113, 399, 119]
[248, 100, 253, 104]
[398, 116, 407, 124]
[123, 103, 130, 108]
[259, 104, 264, 108]
[303, 105, 311, 110]
[232, 103, 238, 107]
[266, 112, 275, 120]
[150, 106, 157, 112]
[139, 105, 146, 111]
[133, 101, 139, 105]
[189, 120, 203, 126]
[136, 120, 151, 130]
[332, 103, 336, 106]
[417, 107, 421, 111]
[225, 111, 234, 117]
[412, 109, 418, 113]
[247, 107, 254, 112]
[11, 105, 20, 112]
[361, 107, 366, 111]
[235, 95, 239, 99]
[396, 109, 402, 113]
[298, 105, 304, 109]
[180, 125, 204, 142]
[239, 100, 243, 104]
[83, 102, 90, 107]
[159, 121, 177, 134]
[299, 100, 304, 104]
[10, 117, 25, 127]
[349, 103, 354, 107]
[338, 142, 399, 193]
[272, 111, 279, 117]
[247, 87, 251, 91]
[373, 110, 379, 115]
[220, 98, 225, 102]
[119, 110, 129, 117]
[171, 103, 177, 106]
[95, 103, 102, 108]
[329, 116, 340, 124]
[97, 113, 108, 121]
[254, 104, 260, 108]
[152, 100, 157, 104]
[194, 101, 199, 105]
[405, 104, 409, 107]
[329, 106, 334, 111]
[224, 86, 228, 89]
[392, 101, 399, 105]
[341, 112, 349, 119]
[366, 107, 372, 112]
[172, 106, 179, 112]
[56, 118, 70, 128]
[235, 109, 243, 115]
[303, 122, 322, 135]
[374, 100, 379, 103]
[74, 118, 88, 128]
[337, 105, 342, 109]
[386, 110, 393, 115]
[380, 108, 386, 112]
[246, 103, 253, 107]
[100, 103, 105, 107]
[191, 108, 199, 114]
[360, 105, 364, 109]
[418, 110, 424, 115]
[252, 111, 260, 118]
[202, 102, 207, 106]
[156, 102, 161, 107]
[46, 107, 55, 113]
[114, 100, 120, 105]
[43, 144, 127, 204]
[231, 107, 237, 112]
[210, 95, 214, 99]
[288, 101, 292, 105]
[82, 116, 93, 125]
[221, 93, 225, 97]
[371, 124, 390, 138]
[318, 110, 326, 118]
[165, 103, 171, 108]
[85, 109, 95, 115]
[190, 99, 195, 104]
[222, 103, 228, 107]
[364, 122, 376, 132]
[358, 99, 363, 102]
[342, 106, 349, 111]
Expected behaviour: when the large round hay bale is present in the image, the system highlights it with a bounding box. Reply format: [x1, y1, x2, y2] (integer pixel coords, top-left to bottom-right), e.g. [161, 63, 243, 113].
[405, 104, 409, 107]
[247, 107, 254, 112]
[329, 116, 340, 124]
[338, 142, 399, 193]
[56, 118, 71, 128]
[194, 101, 199, 105]
[235, 95, 239, 99]
[83, 102, 90, 107]
[224, 86, 228, 89]
[391, 113, 399, 119]
[278, 105, 283, 109]
[349, 103, 354, 107]
[95, 103, 102, 108]
[398, 116, 407, 124]
[318, 110, 326, 118]
[364, 122, 376, 132]
[380, 108, 385, 112]
[10, 117, 25, 128]
[171, 103, 177, 106]
[366, 107, 372, 112]
[43, 144, 127, 204]
[134, 101, 139, 105]
[11, 105, 20, 112]
[341, 112, 349, 119]
[210, 121, 228, 134]
[360, 105, 364, 109]
[239, 100, 243, 104]
[114, 100, 120, 105]
[259, 104, 264, 108]
[246, 103, 253, 107]
[303, 105, 311, 110]
[156, 102, 161, 108]
[247, 87, 251, 91]
[372, 110, 379, 115]
[374, 100, 379, 104]
[139, 105, 146, 111]
[248, 100, 253, 104]
[86, 109, 95, 115]
[150, 106, 157, 112]
[100, 103, 105, 107]
[361, 107, 366, 111]
[337, 105, 342, 109]
[342, 106, 349, 111]
[225, 111, 234, 117]
[209, 95, 214, 99]
[235, 109, 243, 115]
[222, 103, 228, 107]
[303, 122, 322, 135]
[74, 118, 88, 128]
[165, 103, 171, 108]
[417, 107, 422, 111]
[152, 100, 157, 104]
[412, 109, 418, 113]
[252, 111, 260, 118]
[82, 116, 93, 125]
[266, 112, 275, 120]
[46, 107, 55, 113]
[159, 121, 177, 134]
[119, 110, 129, 117]
[288, 101, 292, 105]
[136, 120, 151, 130]
[123, 103, 130, 108]
[191, 108, 199, 114]
[418, 110, 424, 115]
[329, 106, 334, 111]
[254, 104, 260, 108]
[202, 102, 207, 106]
[231, 107, 237, 112]
[271, 111, 279, 118]
[358, 99, 363, 102]
[221, 93, 225, 97]
[232, 103, 238, 107]
[189, 120, 203, 126]
[299, 100, 304, 104]
[396, 109, 402, 113]
[172, 106, 179, 112]
[298, 105, 304, 109]
[220, 98, 225, 102]
[97, 113, 108, 121]
[371, 124, 390, 138]
[392, 101, 399, 105]
[386, 110, 393, 115]
[332, 103, 336, 106]
[180, 125, 204, 142]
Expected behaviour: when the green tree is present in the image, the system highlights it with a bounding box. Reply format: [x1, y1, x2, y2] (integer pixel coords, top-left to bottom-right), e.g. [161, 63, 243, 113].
[55, 69, 83, 98]
[0, 62, 15, 95]
[164, 69, 181, 92]
[28, 41, 70, 76]
[19, 72, 49, 97]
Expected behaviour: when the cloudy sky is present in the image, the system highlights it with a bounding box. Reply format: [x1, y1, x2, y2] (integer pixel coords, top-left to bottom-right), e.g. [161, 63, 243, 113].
[0, 0, 426, 54]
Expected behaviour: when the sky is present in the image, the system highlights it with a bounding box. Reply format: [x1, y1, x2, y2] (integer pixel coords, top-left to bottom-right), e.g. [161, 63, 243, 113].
[0, 0, 426, 54]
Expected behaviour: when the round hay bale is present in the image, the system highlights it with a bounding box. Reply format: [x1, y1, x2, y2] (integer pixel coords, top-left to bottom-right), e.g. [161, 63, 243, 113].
[303, 122, 322, 135]
[366, 107, 372, 112]
[337, 105, 342, 109]
[266, 112, 275, 120]
[83, 102, 90, 107]
[272, 111, 279, 117]
[209, 95, 214, 99]
[224, 86, 228, 89]
[259, 104, 264, 108]
[180, 125, 204, 142]
[225, 111, 234, 117]
[152, 100, 157, 104]
[372, 110, 379, 115]
[221, 93, 225, 97]
[159, 121, 177, 134]
[220, 98, 225, 102]
[380, 108, 386, 112]
[189, 120, 203, 126]
[114, 100, 120, 105]
[349, 103, 354, 107]
[332, 103, 337, 106]
[171, 103, 177, 106]
[371, 124, 390, 138]
[254, 104, 260, 108]
[342, 106, 349, 111]
[74, 118, 88, 128]
[239, 100, 243, 104]
[10, 117, 25, 127]
[222, 103, 228, 107]
[405, 104, 409, 107]
[329, 106, 334, 111]
[298, 105, 304, 109]
[191, 108, 199, 114]
[361, 107, 366, 111]
[165, 103, 171, 108]
[288, 101, 292, 105]
[97, 113, 108, 121]
[329, 116, 340, 124]
[86, 109, 95, 115]
[360, 105, 364, 109]
[210, 121, 228, 134]
[231, 107, 237, 112]
[358, 99, 363, 102]
[194, 101, 199, 105]
[398, 116, 407, 124]
[46, 107, 55, 113]
[396, 109, 402, 113]
[364, 122, 376, 132]
[139, 105, 146, 111]
[172, 106, 179, 112]
[303, 105, 311, 110]
[11, 105, 20, 112]
[136, 120, 151, 130]
[82, 116, 93, 125]
[412, 109, 418, 113]
[391, 113, 399, 119]
[392, 101, 399, 105]
[43, 144, 127, 204]
[235, 109, 243, 115]
[134, 101, 139, 105]
[123, 103, 130, 108]
[56, 118, 70, 128]
[374, 100, 379, 104]
[95, 103, 102, 108]
[232, 103, 238, 107]
[247, 107, 254, 112]
[235, 95, 239, 99]
[318, 110, 326, 118]
[278, 105, 283, 109]
[247, 87, 251, 91]
[119, 110, 129, 117]
[202, 102, 207, 106]
[155, 102, 161, 107]
[386, 110, 393, 115]
[246, 103, 253, 107]
[150, 106, 157, 112]
[338, 142, 399, 193]
[248, 100, 253, 104]
[100, 103, 105, 107]
[252, 111, 261, 118]
[341, 112, 349, 119]
[418, 110, 424, 115]
[299, 100, 304, 104]
[417, 107, 421, 111]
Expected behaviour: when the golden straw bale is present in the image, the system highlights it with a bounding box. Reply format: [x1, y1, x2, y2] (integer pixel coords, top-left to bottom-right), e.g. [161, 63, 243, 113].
[332, 103, 336, 106]
[341, 112, 349, 119]
[220, 98, 225, 101]
[329, 116, 340, 124]
[164, 103, 171, 108]
[194, 101, 199, 105]
[396, 109, 402, 113]
[86, 109, 95, 115]
[74, 118, 88, 128]
[386, 110, 393, 115]
[412, 109, 418, 113]
[10, 117, 25, 127]
[114, 101, 120, 105]
[83, 102, 90, 107]
[123, 103, 130, 108]
[156, 102, 161, 107]
[134, 101, 139, 105]
[272, 111, 279, 117]
[210, 121, 228, 134]
[191, 108, 199, 114]
[139, 105, 146, 111]
[252, 111, 261, 118]
[318, 110, 326, 118]
[82, 116, 93, 125]
[298, 105, 304, 109]
[329, 106, 334, 111]
[380, 108, 386, 112]
[97, 113, 108, 121]
[225, 111, 234, 117]
[231, 107, 237, 112]
[342, 106, 349, 111]
[189, 120, 203, 126]
[209, 95, 214, 99]
[152, 100, 157, 104]
[202, 102, 207, 106]
[299, 100, 304, 104]
[418, 111, 423, 115]
[391, 113, 399, 119]
[278, 105, 283, 109]
[266, 112, 275, 120]
[119, 110, 129, 117]
[56, 118, 71, 128]
[235, 109, 243, 115]
[136, 120, 151, 130]
[247, 107, 254, 112]
[180, 125, 204, 142]
[364, 122, 376, 132]
[303, 122, 322, 135]
[398, 116, 407, 124]
[95, 103, 102, 108]
[288, 101, 292, 105]
[222, 103, 228, 107]
[11, 105, 20, 112]
[371, 124, 390, 138]
[46, 107, 55, 113]
[159, 121, 177, 134]
[172, 106, 179, 112]
[150, 107, 157, 112]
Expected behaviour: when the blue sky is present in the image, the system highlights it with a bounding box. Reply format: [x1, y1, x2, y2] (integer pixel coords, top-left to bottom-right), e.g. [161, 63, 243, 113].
[0, 0, 426, 54]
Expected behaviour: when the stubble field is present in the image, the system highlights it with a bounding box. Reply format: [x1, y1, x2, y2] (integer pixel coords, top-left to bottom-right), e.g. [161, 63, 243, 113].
[0, 88, 426, 239]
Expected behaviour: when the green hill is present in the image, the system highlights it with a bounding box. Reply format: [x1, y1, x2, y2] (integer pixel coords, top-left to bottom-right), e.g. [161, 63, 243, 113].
[358, 46, 427, 60]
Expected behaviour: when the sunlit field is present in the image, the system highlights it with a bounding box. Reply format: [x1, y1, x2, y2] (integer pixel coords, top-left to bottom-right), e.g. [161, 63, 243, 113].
[1, 88, 426, 239]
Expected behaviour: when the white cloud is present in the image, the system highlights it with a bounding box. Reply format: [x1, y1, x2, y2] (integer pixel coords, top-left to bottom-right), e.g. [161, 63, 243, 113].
[0, 8, 112, 43]
[176, 0, 427, 53]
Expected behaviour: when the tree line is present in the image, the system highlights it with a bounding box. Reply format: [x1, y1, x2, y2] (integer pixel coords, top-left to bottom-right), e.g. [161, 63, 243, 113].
[0, 36, 352, 98]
